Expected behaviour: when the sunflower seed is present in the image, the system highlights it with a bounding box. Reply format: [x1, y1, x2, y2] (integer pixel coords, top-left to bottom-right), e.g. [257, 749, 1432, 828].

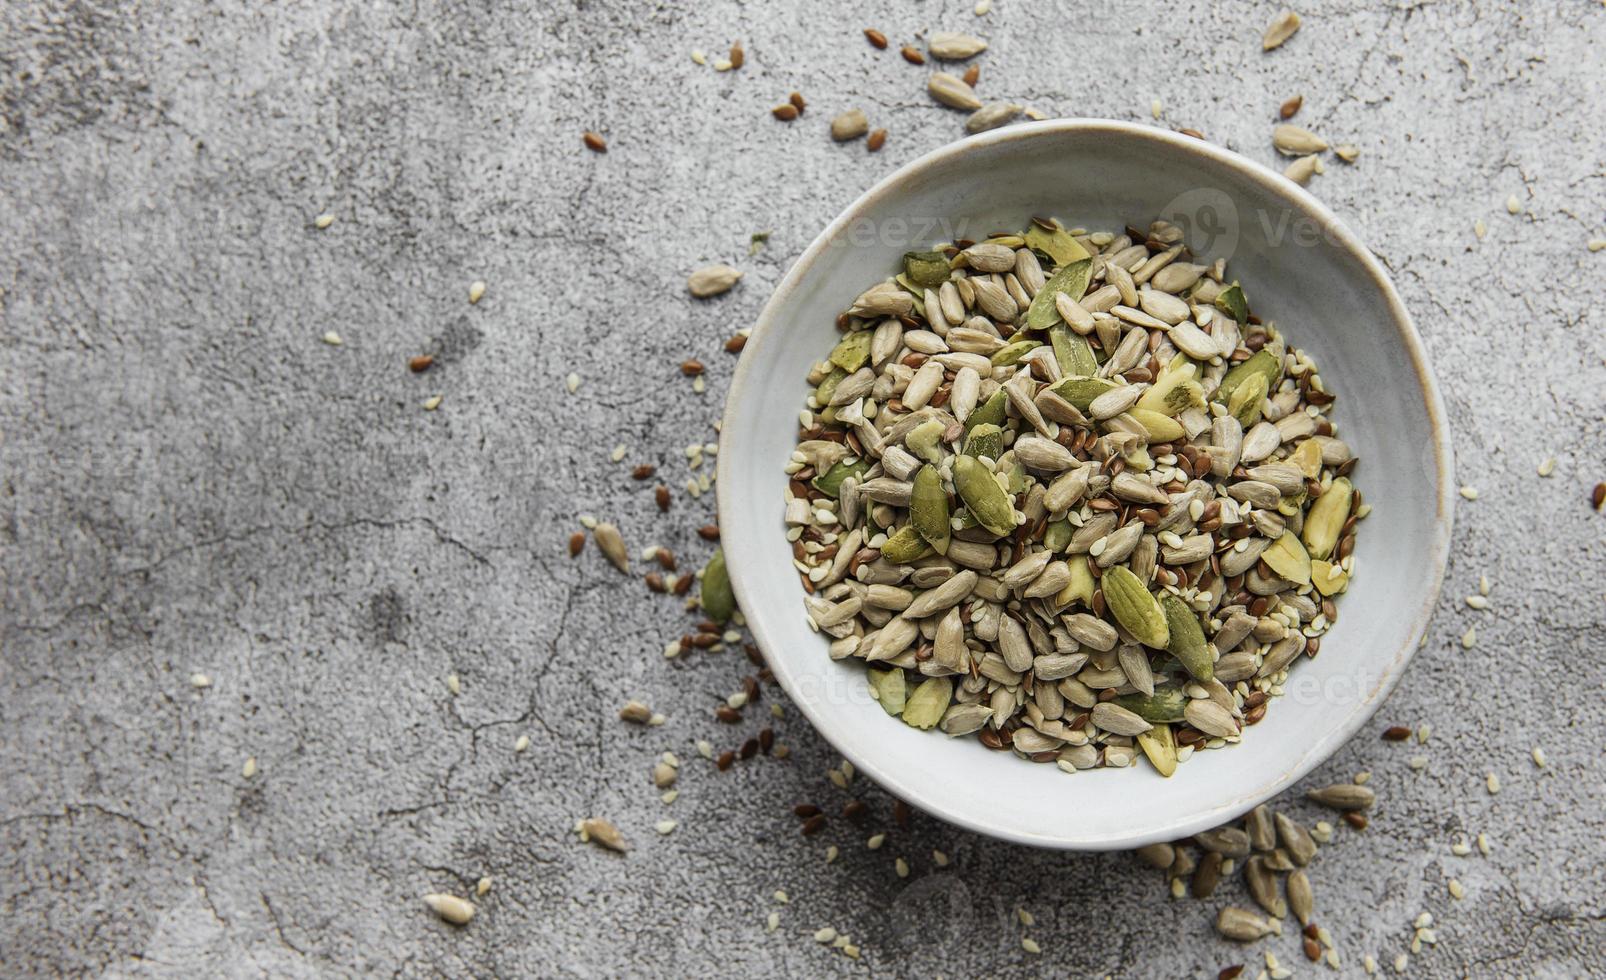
[688, 265, 743, 297]
[928, 73, 983, 110]
[966, 102, 1023, 133]
[1262, 10, 1302, 51]
[423, 894, 476, 925]
[831, 109, 869, 141]
[929, 32, 988, 59]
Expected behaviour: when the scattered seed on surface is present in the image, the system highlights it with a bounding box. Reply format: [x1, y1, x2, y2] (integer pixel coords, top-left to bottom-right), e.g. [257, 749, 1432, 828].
[1531, 746, 1547, 768]
[190, 673, 212, 689]
[1459, 485, 1479, 500]
[580, 817, 629, 851]
[409, 354, 434, 373]
[514, 734, 530, 753]
[313, 213, 334, 229]
[1448, 878, 1466, 899]
[1485, 771, 1501, 794]
[582, 131, 607, 153]
[1022, 938, 1042, 954]
[1593, 482, 1606, 510]
[1505, 194, 1521, 214]
[864, 28, 888, 49]
[446, 674, 461, 695]
[476, 876, 492, 895]
[242, 756, 258, 778]
[568, 532, 585, 557]
[831, 109, 870, 142]
[1262, 10, 1302, 50]
[772, 103, 799, 121]
[688, 265, 743, 298]
[321, 331, 342, 346]
[422, 395, 442, 411]
[423, 893, 475, 925]
[1462, 626, 1477, 648]
[593, 523, 629, 572]
[1279, 94, 1303, 119]
[866, 833, 885, 850]
[565, 372, 581, 393]
[900, 45, 925, 65]
[1383, 725, 1411, 741]
[867, 129, 887, 152]
[468, 281, 486, 305]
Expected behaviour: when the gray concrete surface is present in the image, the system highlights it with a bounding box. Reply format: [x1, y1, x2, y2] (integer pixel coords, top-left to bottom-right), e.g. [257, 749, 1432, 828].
[2, 1, 1603, 976]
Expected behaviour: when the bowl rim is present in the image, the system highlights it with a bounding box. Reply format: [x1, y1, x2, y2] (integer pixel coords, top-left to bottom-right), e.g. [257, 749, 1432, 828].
[716, 117, 1454, 850]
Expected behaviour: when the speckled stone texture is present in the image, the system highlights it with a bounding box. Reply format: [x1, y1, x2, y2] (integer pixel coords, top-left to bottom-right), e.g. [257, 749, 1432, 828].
[2, 1, 1603, 976]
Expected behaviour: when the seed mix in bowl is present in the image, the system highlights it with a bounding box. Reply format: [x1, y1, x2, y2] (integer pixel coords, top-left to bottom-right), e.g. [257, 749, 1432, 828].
[784, 216, 1365, 776]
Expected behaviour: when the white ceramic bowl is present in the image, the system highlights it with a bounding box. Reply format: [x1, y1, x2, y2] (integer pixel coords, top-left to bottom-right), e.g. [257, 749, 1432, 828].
[717, 119, 1453, 850]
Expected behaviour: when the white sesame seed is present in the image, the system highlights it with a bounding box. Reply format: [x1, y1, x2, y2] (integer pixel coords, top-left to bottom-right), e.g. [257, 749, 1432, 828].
[1465, 595, 1488, 609]
[895, 857, 910, 878]
[974, 0, 991, 14]
[1473, 219, 1487, 240]
[446, 674, 461, 695]
[655, 819, 677, 835]
[1537, 457, 1556, 477]
[321, 331, 343, 346]
[1505, 194, 1521, 214]
[578, 514, 598, 529]
[1448, 878, 1465, 899]
[1409, 755, 1428, 770]
[1459, 485, 1479, 500]
[663, 640, 681, 659]
[765, 911, 779, 932]
[1418, 723, 1432, 742]
[610, 444, 627, 462]
[1017, 907, 1035, 927]
[476, 876, 492, 895]
[242, 756, 258, 778]
[661, 790, 677, 804]
[690, 49, 706, 65]
[189, 673, 212, 688]
[1485, 771, 1501, 794]
[1477, 832, 1491, 855]
[1461, 626, 1477, 648]
[866, 833, 885, 850]
[1589, 238, 1606, 252]
[422, 395, 443, 411]
[932, 849, 948, 867]
[514, 734, 530, 753]
[468, 281, 487, 304]
[1479, 575, 1491, 596]
[314, 213, 334, 229]
[772, 889, 789, 904]
[566, 372, 581, 393]
[695, 739, 713, 759]
[1451, 837, 1471, 856]
[825, 845, 839, 863]
[813, 927, 836, 943]
[1022, 937, 1042, 954]
[1531, 746, 1547, 768]
[648, 712, 666, 726]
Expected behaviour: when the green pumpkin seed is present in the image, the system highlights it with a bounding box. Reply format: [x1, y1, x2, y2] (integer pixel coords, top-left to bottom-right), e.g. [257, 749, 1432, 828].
[1228, 371, 1268, 427]
[1101, 565, 1169, 648]
[1055, 556, 1095, 608]
[1217, 349, 1281, 405]
[700, 548, 736, 623]
[1130, 408, 1186, 442]
[963, 422, 1003, 461]
[1161, 592, 1213, 682]
[828, 331, 873, 372]
[1043, 517, 1074, 553]
[812, 457, 869, 497]
[991, 339, 1041, 366]
[1137, 724, 1178, 777]
[891, 276, 928, 319]
[1136, 355, 1203, 415]
[1215, 282, 1249, 323]
[1114, 686, 1188, 723]
[906, 418, 947, 463]
[1025, 258, 1092, 330]
[901, 676, 953, 730]
[910, 465, 951, 554]
[964, 387, 1008, 434]
[903, 250, 953, 289]
[1049, 324, 1098, 377]
[1023, 224, 1090, 268]
[953, 455, 1016, 536]
[1301, 477, 1353, 559]
[1048, 375, 1119, 412]
[868, 668, 907, 716]
[1262, 530, 1312, 586]
[813, 367, 847, 407]
[879, 525, 933, 563]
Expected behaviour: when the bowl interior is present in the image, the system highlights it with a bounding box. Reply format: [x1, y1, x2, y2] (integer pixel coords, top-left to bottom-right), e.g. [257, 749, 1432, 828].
[717, 120, 1451, 849]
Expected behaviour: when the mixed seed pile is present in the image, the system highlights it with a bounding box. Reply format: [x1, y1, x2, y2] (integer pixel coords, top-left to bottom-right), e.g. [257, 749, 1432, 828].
[786, 216, 1366, 776]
